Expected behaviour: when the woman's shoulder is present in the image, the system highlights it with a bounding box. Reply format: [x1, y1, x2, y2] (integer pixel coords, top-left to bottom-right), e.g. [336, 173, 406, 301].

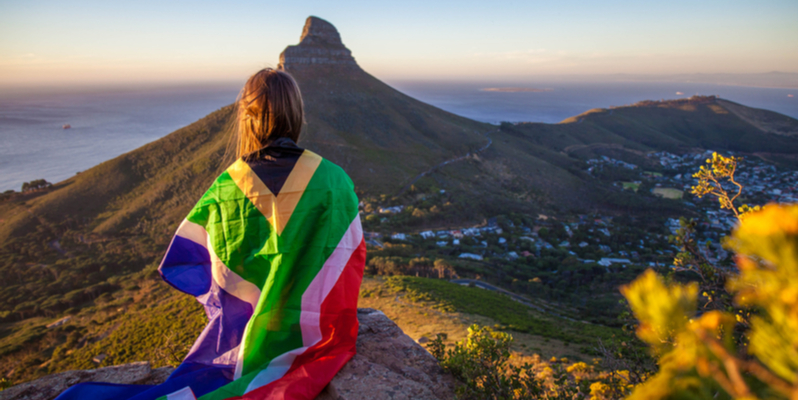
[305, 150, 354, 189]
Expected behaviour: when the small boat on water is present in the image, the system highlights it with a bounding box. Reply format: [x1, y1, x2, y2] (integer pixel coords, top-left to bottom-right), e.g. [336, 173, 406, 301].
[62, 124, 71, 129]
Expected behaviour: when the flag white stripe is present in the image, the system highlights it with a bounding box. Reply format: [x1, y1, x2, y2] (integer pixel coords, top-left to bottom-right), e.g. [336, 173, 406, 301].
[175, 219, 261, 310]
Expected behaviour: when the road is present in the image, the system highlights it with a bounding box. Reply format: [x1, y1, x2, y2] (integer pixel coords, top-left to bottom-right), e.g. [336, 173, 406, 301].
[397, 130, 496, 196]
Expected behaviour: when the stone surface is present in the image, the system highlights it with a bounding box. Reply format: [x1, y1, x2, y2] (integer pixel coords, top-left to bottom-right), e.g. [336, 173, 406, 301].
[2, 309, 454, 400]
[0, 361, 166, 400]
[317, 308, 456, 400]
[278, 16, 360, 71]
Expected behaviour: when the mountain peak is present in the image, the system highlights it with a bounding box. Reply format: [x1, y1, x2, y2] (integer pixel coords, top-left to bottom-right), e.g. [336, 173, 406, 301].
[300, 16, 343, 46]
[278, 16, 359, 71]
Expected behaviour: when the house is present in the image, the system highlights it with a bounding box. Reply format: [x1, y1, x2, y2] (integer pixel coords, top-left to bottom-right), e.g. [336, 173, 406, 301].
[498, 237, 507, 244]
[379, 205, 404, 214]
[453, 239, 460, 246]
[420, 231, 435, 239]
[391, 233, 407, 241]
[459, 253, 483, 261]
[598, 258, 631, 267]
[462, 228, 480, 236]
[436, 241, 448, 247]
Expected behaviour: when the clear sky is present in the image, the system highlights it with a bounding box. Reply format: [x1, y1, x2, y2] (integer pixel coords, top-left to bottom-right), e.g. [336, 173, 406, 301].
[1, 0, 797, 85]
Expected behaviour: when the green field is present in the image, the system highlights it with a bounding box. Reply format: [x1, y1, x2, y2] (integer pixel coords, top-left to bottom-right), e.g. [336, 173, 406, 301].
[383, 276, 617, 346]
[622, 182, 640, 191]
[652, 187, 683, 199]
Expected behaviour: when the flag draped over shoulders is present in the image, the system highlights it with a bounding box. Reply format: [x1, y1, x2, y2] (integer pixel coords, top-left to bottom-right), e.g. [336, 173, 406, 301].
[56, 137, 366, 400]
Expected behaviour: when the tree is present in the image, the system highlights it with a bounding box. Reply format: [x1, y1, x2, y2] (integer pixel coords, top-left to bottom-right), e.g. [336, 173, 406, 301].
[21, 179, 52, 192]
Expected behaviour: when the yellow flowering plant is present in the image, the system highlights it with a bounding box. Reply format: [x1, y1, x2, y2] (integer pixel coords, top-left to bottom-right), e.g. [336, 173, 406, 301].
[622, 204, 797, 399]
[691, 152, 762, 220]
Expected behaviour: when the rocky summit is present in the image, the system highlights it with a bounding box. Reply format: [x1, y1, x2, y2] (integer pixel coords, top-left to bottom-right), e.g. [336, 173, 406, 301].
[279, 16, 359, 71]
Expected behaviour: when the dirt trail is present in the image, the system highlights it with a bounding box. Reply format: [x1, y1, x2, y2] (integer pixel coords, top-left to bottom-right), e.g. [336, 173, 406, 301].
[397, 130, 496, 196]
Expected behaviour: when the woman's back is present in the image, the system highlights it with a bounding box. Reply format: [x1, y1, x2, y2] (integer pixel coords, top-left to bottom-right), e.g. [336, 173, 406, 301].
[160, 135, 365, 398]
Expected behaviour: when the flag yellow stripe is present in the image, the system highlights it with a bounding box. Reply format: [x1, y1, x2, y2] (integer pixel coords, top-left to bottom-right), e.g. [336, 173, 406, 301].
[226, 151, 322, 236]
[274, 151, 322, 234]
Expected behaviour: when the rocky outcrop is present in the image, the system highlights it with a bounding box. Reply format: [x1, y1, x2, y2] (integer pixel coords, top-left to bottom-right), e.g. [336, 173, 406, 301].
[318, 308, 456, 400]
[0, 362, 174, 400]
[278, 16, 360, 71]
[1, 309, 455, 400]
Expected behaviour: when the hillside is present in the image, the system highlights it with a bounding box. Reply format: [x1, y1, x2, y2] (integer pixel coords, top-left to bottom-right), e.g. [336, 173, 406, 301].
[0, 16, 797, 389]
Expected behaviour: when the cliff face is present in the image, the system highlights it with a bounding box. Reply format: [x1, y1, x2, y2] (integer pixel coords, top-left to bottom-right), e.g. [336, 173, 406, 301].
[278, 17, 360, 71]
[0, 309, 455, 400]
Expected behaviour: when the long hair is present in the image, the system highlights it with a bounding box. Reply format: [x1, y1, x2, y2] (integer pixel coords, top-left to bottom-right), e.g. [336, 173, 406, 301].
[227, 68, 304, 162]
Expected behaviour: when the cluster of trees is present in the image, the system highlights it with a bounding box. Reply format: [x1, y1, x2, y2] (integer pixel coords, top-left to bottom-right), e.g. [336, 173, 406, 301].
[366, 256, 457, 279]
[21, 179, 52, 192]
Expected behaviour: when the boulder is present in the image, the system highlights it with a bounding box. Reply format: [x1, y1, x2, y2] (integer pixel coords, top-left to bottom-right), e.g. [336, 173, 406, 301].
[1, 309, 455, 400]
[317, 308, 455, 400]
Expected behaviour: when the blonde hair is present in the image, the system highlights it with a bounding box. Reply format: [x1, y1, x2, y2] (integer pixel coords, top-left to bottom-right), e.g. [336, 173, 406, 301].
[232, 68, 304, 160]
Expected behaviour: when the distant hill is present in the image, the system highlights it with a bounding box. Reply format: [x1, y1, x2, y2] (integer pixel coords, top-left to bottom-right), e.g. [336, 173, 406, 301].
[601, 71, 798, 89]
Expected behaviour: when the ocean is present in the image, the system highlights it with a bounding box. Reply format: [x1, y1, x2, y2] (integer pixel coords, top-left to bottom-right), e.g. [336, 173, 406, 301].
[388, 80, 798, 125]
[0, 80, 796, 191]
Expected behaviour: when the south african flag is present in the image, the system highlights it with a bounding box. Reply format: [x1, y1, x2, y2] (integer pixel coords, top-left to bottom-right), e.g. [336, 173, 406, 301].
[56, 137, 366, 400]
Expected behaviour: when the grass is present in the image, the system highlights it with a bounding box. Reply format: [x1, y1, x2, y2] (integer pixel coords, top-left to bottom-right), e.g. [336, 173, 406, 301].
[357, 277, 590, 362]
[622, 182, 640, 191]
[381, 276, 618, 347]
[2, 275, 603, 386]
[652, 188, 683, 199]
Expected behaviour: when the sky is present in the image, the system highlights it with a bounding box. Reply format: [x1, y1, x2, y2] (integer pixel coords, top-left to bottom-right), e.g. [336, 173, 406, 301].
[0, 0, 797, 86]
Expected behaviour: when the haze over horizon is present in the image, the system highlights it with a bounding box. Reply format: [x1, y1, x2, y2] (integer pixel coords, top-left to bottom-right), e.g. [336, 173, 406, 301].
[1, 0, 797, 88]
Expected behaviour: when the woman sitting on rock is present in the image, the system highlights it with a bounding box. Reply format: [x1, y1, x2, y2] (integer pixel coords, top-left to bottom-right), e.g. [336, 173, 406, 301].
[56, 68, 366, 400]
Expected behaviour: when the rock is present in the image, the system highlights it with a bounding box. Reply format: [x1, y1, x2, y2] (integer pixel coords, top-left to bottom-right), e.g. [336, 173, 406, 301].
[317, 309, 456, 400]
[2, 309, 454, 400]
[0, 361, 158, 400]
[278, 16, 360, 71]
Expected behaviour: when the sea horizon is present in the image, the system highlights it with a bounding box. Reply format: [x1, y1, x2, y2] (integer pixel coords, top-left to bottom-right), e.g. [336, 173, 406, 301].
[0, 79, 796, 192]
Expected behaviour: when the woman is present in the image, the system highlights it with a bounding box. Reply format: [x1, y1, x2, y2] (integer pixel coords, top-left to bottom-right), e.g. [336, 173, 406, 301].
[57, 69, 366, 400]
